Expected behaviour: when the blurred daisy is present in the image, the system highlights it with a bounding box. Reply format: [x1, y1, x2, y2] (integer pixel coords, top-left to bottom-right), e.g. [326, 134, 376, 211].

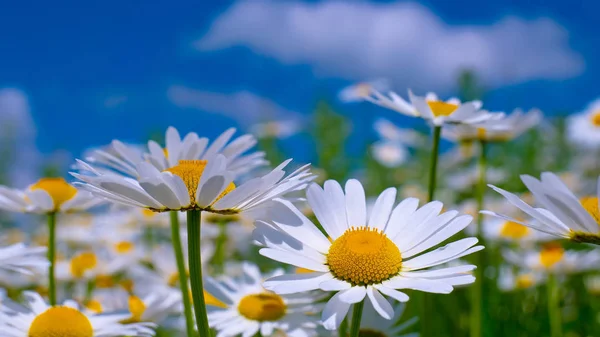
[254, 179, 483, 329]
[445, 166, 506, 192]
[82, 126, 267, 178]
[0, 177, 102, 214]
[584, 274, 600, 295]
[250, 120, 302, 139]
[350, 301, 418, 337]
[0, 291, 155, 337]
[371, 118, 425, 168]
[205, 262, 322, 337]
[567, 98, 600, 148]
[55, 251, 133, 284]
[503, 243, 600, 274]
[73, 156, 313, 215]
[471, 216, 553, 244]
[0, 243, 48, 275]
[498, 267, 545, 292]
[363, 89, 502, 126]
[338, 79, 390, 103]
[484, 172, 600, 245]
[444, 108, 542, 143]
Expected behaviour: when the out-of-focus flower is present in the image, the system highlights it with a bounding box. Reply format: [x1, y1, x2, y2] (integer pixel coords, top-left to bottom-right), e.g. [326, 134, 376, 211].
[445, 166, 506, 192]
[371, 118, 426, 168]
[0, 177, 103, 214]
[250, 120, 302, 139]
[498, 267, 545, 292]
[567, 98, 600, 148]
[503, 243, 600, 274]
[0, 291, 155, 337]
[73, 156, 314, 215]
[254, 179, 482, 330]
[0, 243, 48, 275]
[444, 108, 542, 143]
[338, 79, 390, 103]
[205, 262, 323, 337]
[484, 172, 600, 245]
[79, 126, 267, 178]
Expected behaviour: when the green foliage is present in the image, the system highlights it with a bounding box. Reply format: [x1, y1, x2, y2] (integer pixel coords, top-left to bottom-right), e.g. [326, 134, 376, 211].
[311, 100, 351, 181]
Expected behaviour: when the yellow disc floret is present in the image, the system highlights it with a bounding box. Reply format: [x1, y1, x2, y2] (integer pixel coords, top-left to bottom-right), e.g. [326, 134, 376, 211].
[28, 306, 93, 337]
[427, 101, 459, 117]
[114, 241, 134, 254]
[539, 243, 564, 269]
[122, 296, 146, 323]
[205, 290, 227, 309]
[164, 160, 235, 208]
[515, 274, 535, 289]
[499, 220, 529, 239]
[30, 177, 77, 211]
[590, 110, 600, 127]
[581, 196, 600, 225]
[327, 227, 402, 286]
[70, 252, 97, 278]
[237, 293, 286, 322]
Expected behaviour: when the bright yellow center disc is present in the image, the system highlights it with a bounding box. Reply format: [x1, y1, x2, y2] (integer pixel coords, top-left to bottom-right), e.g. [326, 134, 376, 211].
[28, 306, 93, 337]
[30, 177, 77, 210]
[164, 160, 235, 206]
[427, 100, 459, 117]
[237, 293, 286, 321]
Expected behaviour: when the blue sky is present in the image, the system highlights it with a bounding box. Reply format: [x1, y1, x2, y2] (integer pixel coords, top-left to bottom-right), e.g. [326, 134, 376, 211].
[1, 0, 599, 162]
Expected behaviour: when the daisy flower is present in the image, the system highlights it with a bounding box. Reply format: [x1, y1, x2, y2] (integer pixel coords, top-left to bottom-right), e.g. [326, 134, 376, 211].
[567, 98, 600, 148]
[250, 119, 303, 139]
[338, 79, 390, 103]
[503, 243, 600, 274]
[82, 126, 267, 178]
[205, 262, 322, 337]
[0, 177, 102, 214]
[363, 89, 502, 126]
[0, 291, 155, 337]
[471, 216, 554, 244]
[498, 266, 545, 292]
[253, 179, 483, 329]
[483, 172, 600, 245]
[72, 156, 313, 215]
[371, 118, 425, 168]
[443, 108, 542, 143]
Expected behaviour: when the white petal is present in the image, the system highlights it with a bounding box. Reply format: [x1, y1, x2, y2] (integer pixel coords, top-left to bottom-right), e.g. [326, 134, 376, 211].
[367, 287, 394, 319]
[338, 286, 367, 304]
[319, 279, 352, 291]
[322, 292, 352, 330]
[373, 285, 410, 302]
[345, 179, 367, 228]
[263, 272, 332, 294]
[368, 187, 396, 230]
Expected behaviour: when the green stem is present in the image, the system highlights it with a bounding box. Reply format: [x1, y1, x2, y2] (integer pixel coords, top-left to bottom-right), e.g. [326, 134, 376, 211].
[169, 211, 195, 337]
[47, 212, 56, 306]
[421, 125, 442, 337]
[84, 280, 95, 304]
[349, 301, 364, 337]
[470, 140, 487, 337]
[212, 221, 227, 274]
[427, 125, 442, 201]
[548, 274, 563, 337]
[187, 210, 211, 337]
[339, 316, 348, 337]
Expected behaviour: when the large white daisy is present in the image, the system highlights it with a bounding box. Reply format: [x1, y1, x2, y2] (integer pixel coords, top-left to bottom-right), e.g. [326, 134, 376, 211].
[81, 127, 267, 178]
[0, 177, 103, 214]
[483, 172, 600, 245]
[72, 155, 313, 215]
[253, 179, 483, 330]
[205, 262, 323, 337]
[0, 291, 155, 337]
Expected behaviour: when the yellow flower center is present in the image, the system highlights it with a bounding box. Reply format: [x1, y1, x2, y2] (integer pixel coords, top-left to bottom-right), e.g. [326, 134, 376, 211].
[237, 293, 286, 322]
[358, 329, 387, 337]
[95, 275, 116, 288]
[205, 290, 228, 308]
[141, 208, 156, 218]
[30, 177, 77, 210]
[114, 241, 134, 254]
[164, 160, 235, 207]
[500, 220, 529, 239]
[28, 306, 93, 337]
[85, 300, 103, 314]
[120, 279, 135, 293]
[515, 274, 535, 289]
[122, 296, 146, 323]
[540, 244, 564, 268]
[427, 101, 459, 117]
[590, 110, 600, 127]
[70, 252, 97, 278]
[581, 196, 600, 225]
[295, 267, 315, 274]
[327, 227, 402, 286]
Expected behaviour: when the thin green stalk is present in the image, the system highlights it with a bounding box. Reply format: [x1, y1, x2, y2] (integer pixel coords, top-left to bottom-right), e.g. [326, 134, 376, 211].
[349, 301, 365, 337]
[339, 317, 348, 337]
[169, 211, 195, 337]
[187, 210, 211, 337]
[548, 274, 563, 337]
[427, 125, 442, 201]
[421, 125, 442, 337]
[470, 140, 487, 337]
[47, 212, 57, 306]
[212, 221, 228, 274]
[84, 280, 95, 304]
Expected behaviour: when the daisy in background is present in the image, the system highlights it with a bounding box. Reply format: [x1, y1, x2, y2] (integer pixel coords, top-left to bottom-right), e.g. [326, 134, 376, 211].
[483, 172, 600, 245]
[338, 79, 390, 103]
[498, 266, 545, 292]
[443, 108, 542, 143]
[250, 119, 303, 139]
[205, 262, 323, 337]
[0, 243, 48, 275]
[445, 166, 506, 193]
[0, 291, 155, 337]
[470, 216, 554, 245]
[79, 126, 267, 178]
[254, 179, 483, 330]
[371, 118, 426, 168]
[503, 243, 600, 274]
[567, 98, 600, 148]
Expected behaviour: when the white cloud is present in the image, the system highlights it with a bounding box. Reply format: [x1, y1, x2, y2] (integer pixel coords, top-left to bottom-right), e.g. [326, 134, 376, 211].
[196, 0, 584, 91]
[0, 88, 40, 187]
[167, 85, 304, 125]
